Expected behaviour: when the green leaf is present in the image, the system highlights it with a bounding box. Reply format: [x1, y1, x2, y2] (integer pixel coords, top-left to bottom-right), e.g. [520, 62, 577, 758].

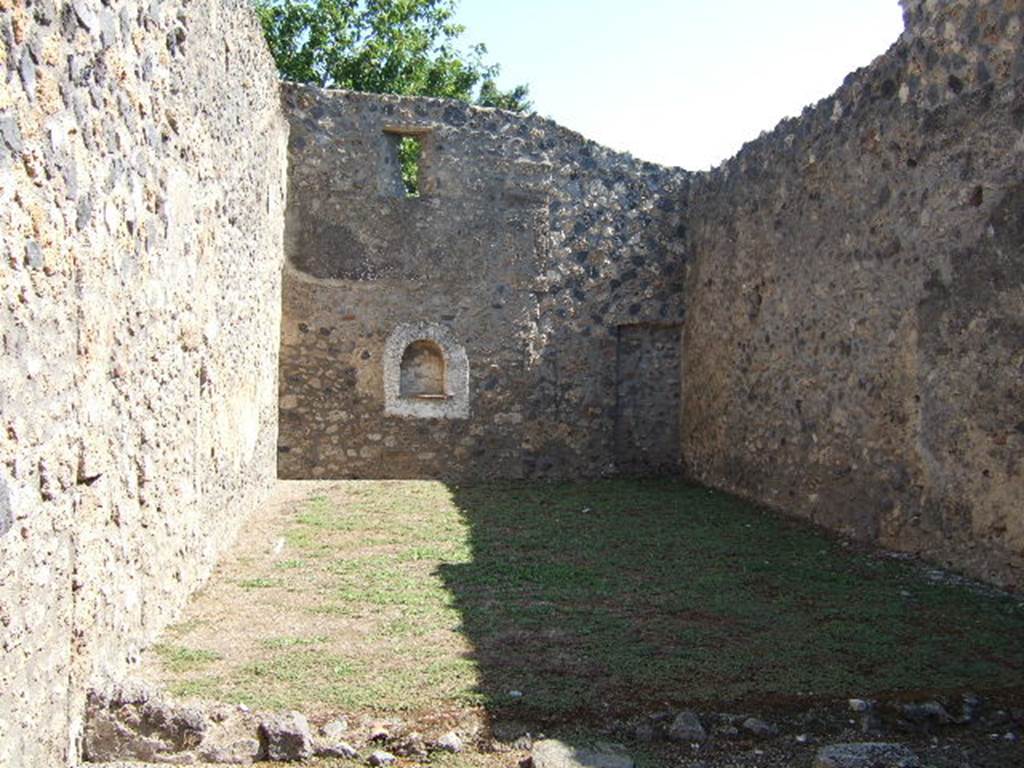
[253, 0, 530, 110]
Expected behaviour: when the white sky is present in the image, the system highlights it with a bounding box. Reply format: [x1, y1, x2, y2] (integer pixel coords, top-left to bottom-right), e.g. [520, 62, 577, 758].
[455, 0, 906, 170]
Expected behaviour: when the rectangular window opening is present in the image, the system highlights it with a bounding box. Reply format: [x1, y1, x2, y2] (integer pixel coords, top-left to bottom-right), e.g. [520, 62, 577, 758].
[398, 135, 422, 198]
[382, 126, 431, 199]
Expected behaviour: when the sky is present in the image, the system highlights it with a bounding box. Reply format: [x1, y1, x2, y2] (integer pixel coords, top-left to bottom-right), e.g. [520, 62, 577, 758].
[454, 0, 906, 170]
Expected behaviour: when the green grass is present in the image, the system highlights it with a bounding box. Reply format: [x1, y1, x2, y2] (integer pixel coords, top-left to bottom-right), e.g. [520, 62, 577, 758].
[153, 644, 223, 673]
[154, 479, 1024, 722]
[239, 577, 281, 589]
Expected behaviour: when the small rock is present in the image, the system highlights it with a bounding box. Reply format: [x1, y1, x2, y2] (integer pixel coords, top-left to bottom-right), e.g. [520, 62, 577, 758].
[511, 735, 534, 751]
[634, 723, 656, 742]
[435, 732, 463, 753]
[668, 711, 707, 743]
[83, 684, 207, 762]
[392, 732, 427, 757]
[958, 694, 983, 724]
[988, 709, 1012, 727]
[815, 743, 920, 768]
[200, 738, 261, 764]
[321, 718, 349, 741]
[1004, 731, 1019, 743]
[508, 690, 524, 698]
[719, 725, 740, 738]
[531, 739, 634, 768]
[368, 750, 396, 766]
[859, 711, 883, 734]
[741, 717, 777, 737]
[848, 699, 874, 713]
[796, 734, 813, 744]
[492, 721, 530, 743]
[900, 701, 951, 726]
[368, 722, 390, 742]
[259, 711, 314, 761]
[316, 740, 359, 759]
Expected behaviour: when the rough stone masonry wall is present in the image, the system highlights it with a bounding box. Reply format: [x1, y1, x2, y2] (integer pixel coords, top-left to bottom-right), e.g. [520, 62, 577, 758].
[684, 0, 1024, 588]
[0, 2, 287, 765]
[279, 86, 690, 480]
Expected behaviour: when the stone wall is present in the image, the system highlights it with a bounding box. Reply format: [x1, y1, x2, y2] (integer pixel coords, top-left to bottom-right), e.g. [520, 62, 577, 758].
[279, 86, 690, 480]
[683, 0, 1024, 588]
[0, 2, 287, 765]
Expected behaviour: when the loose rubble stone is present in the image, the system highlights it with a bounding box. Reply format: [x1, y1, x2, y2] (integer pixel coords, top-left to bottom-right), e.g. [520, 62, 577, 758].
[368, 750, 396, 766]
[321, 717, 349, 741]
[83, 683, 208, 762]
[316, 740, 359, 759]
[492, 721, 531, 743]
[815, 743, 921, 768]
[531, 739, 634, 768]
[259, 711, 314, 762]
[741, 717, 777, 737]
[668, 711, 707, 743]
[392, 731, 427, 757]
[200, 738, 262, 765]
[959, 694, 984, 724]
[634, 722, 656, 742]
[900, 701, 952, 726]
[435, 731, 463, 752]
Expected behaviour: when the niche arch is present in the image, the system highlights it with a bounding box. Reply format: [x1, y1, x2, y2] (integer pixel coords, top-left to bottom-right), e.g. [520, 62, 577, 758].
[384, 323, 469, 419]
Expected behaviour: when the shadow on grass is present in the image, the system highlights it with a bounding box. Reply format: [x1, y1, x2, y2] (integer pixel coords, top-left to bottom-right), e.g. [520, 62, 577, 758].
[437, 478, 1024, 728]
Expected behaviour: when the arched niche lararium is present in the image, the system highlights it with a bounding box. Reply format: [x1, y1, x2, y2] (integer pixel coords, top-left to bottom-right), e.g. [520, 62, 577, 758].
[383, 323, 469, 419]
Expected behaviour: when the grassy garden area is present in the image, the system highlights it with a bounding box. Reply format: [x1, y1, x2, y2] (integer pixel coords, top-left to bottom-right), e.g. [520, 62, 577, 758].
[145, 479, 1024, 729]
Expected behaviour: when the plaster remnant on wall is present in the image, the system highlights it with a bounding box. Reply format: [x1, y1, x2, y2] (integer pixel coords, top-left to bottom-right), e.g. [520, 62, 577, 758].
[384, 323, 470, 420]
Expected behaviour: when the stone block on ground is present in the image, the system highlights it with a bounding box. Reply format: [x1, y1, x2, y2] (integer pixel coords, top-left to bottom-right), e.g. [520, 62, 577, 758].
[667, 711, 707, 742]
[83, 683, 208, 763]
[531, 739, 634, 768]
[435, 731, 463, 752]
[815, 742, 921, 768]
[315, 740, 359, 759]
[259, 711, 314, 761]
[320, 717, 349, 741]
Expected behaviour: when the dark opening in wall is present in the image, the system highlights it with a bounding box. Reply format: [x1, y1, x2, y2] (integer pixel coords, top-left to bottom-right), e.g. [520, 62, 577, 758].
[382, 126, 430, 198]
[400, 340, 447, 398]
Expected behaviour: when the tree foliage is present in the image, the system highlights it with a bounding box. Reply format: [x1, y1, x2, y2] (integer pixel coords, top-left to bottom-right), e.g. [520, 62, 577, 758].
[253, 0, 531, 112]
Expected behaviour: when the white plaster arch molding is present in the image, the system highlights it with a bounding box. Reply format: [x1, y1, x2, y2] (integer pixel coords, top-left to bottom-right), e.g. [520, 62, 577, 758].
[384, 323, 470, 419]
